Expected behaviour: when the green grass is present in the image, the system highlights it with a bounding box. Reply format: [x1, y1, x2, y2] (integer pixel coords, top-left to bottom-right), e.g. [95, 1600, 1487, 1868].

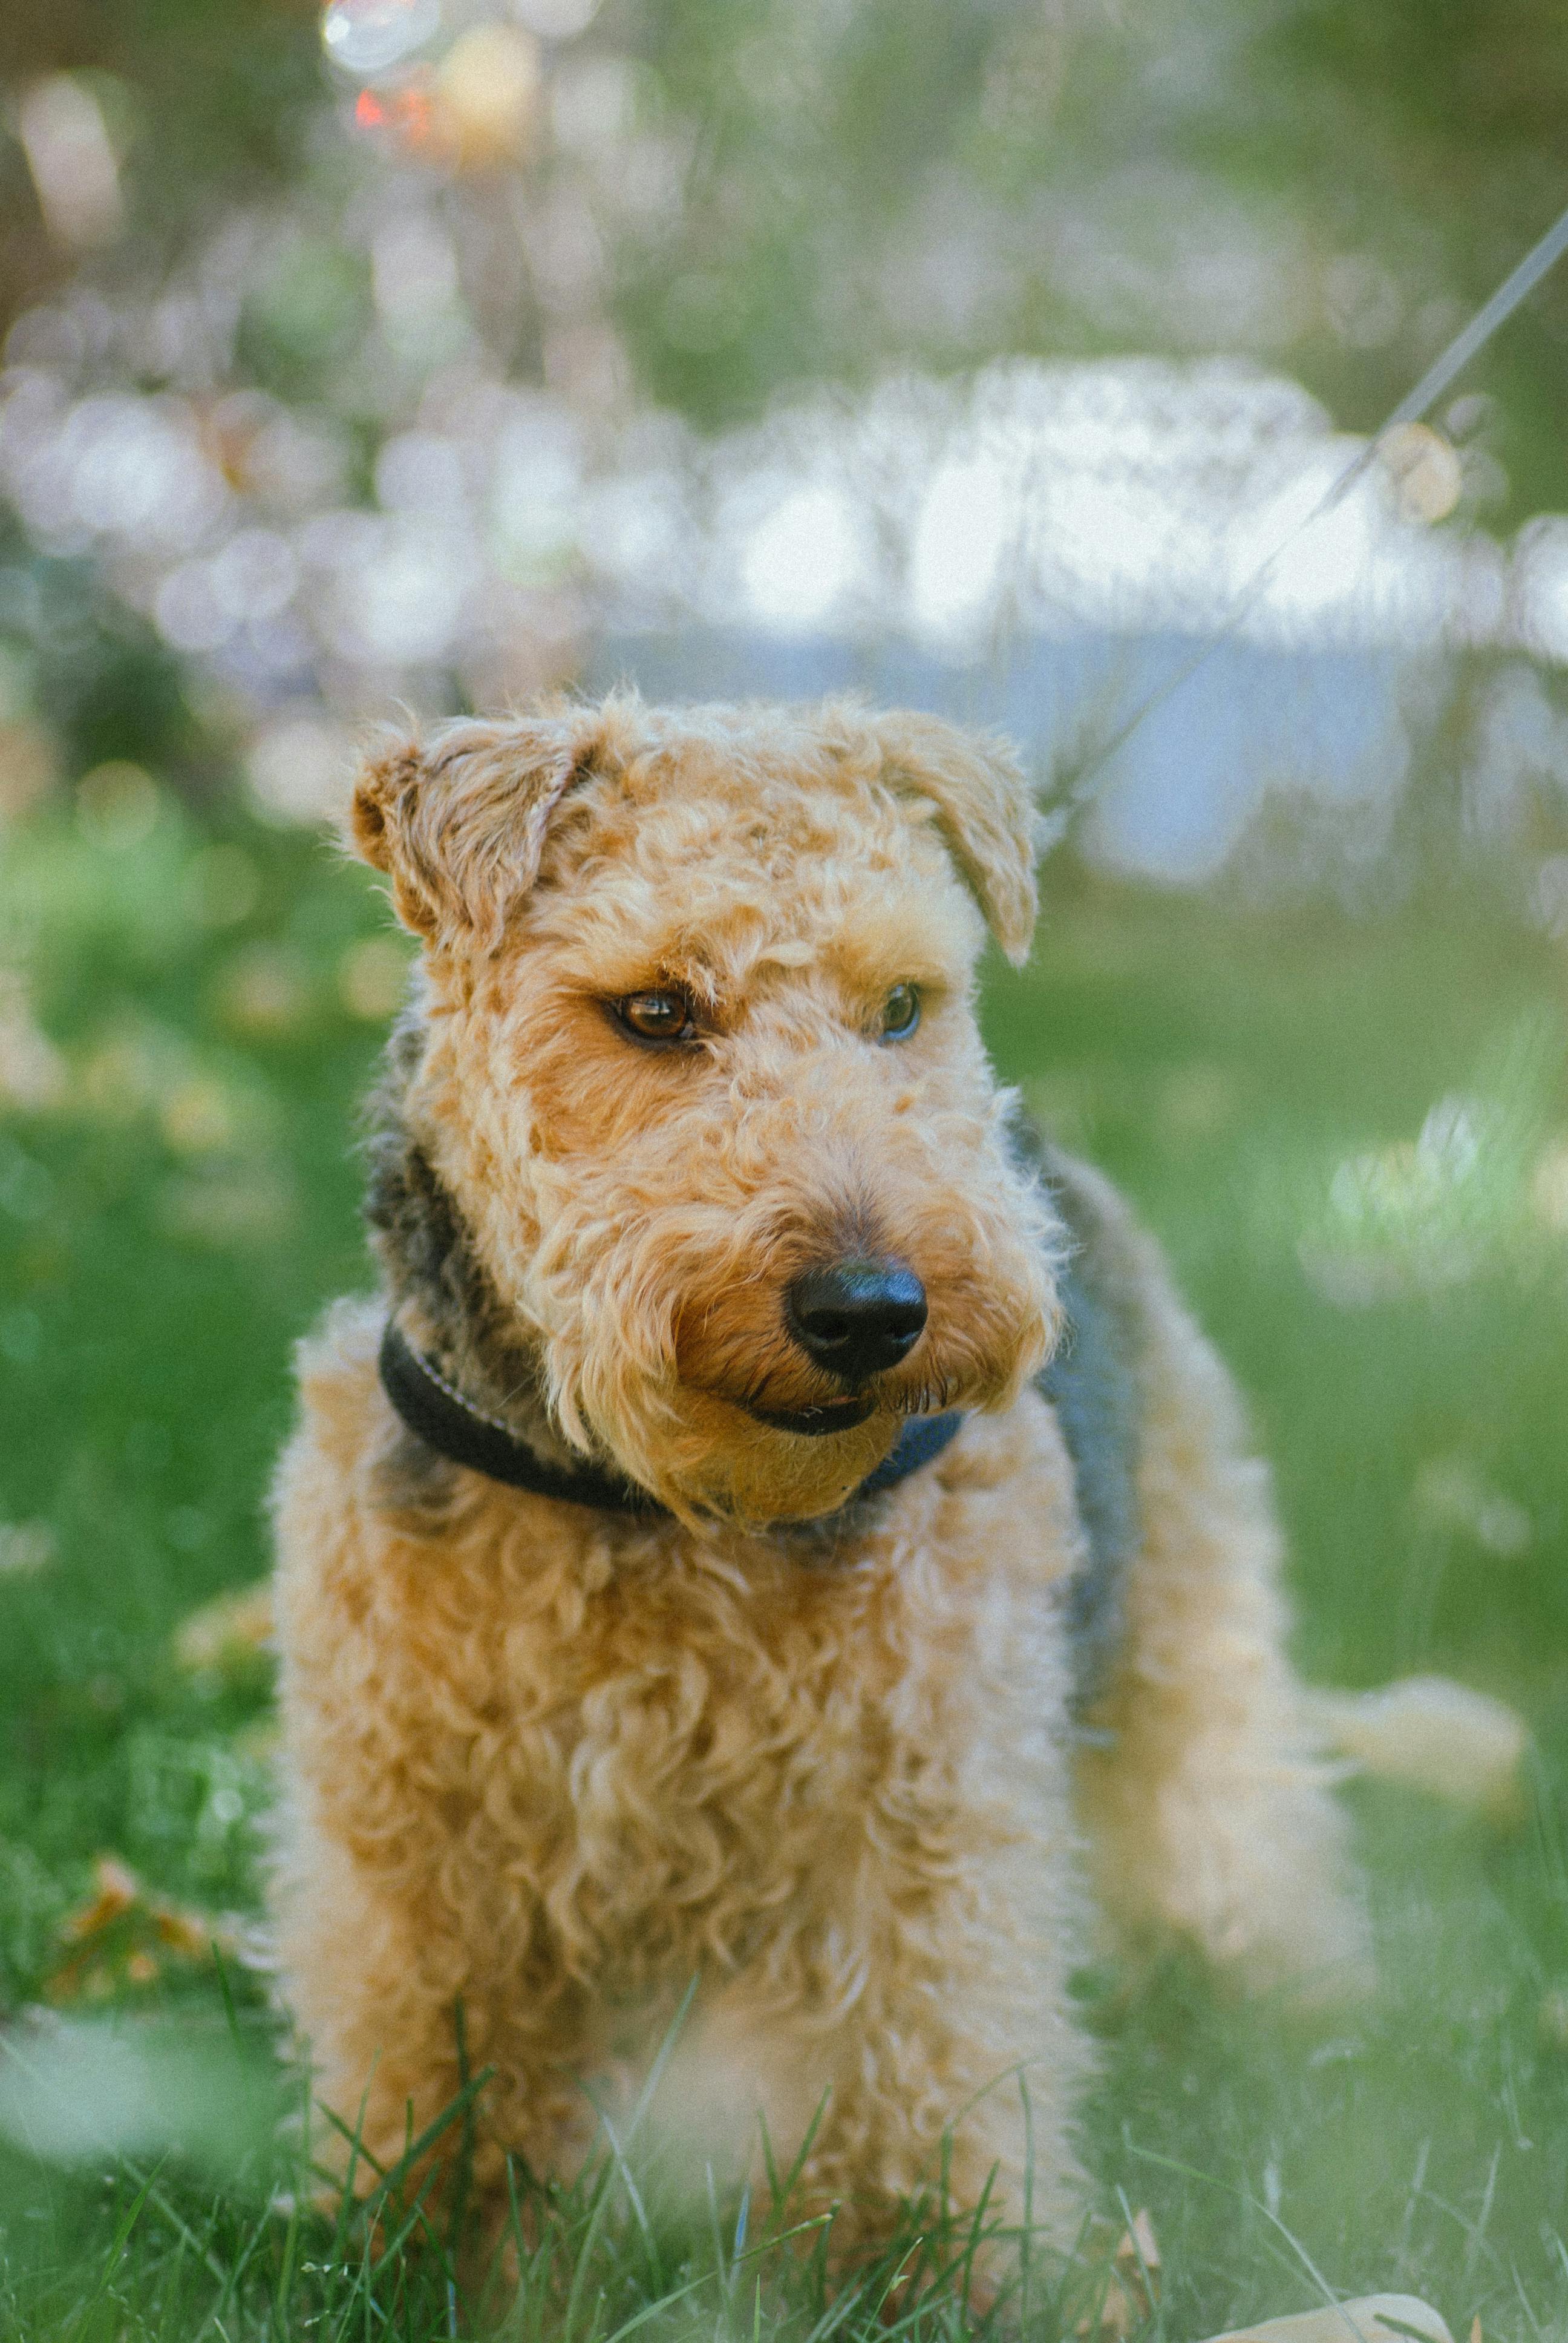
[3, 785, 1568, 2338]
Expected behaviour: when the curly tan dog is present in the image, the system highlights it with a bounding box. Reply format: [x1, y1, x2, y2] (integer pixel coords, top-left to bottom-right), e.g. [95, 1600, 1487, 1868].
[270, 695, 1367, 2266]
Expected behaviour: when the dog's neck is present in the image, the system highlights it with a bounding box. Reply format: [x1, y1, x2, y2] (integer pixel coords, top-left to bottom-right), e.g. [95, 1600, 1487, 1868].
[364, 1048, 586, 1478]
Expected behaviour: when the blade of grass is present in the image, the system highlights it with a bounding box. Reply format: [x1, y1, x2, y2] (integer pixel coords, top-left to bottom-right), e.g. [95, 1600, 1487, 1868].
[63, 2164, 161, 2343]
[561, 1979, 699, 2343]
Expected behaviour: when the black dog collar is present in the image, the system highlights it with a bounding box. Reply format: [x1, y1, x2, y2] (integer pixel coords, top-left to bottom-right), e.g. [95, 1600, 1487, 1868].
[378, 1320, 964, 1520]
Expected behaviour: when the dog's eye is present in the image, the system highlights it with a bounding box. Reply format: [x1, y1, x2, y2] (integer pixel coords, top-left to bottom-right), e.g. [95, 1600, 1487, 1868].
[616, 989, 696, 1043]
[880, 984, 921, 1041]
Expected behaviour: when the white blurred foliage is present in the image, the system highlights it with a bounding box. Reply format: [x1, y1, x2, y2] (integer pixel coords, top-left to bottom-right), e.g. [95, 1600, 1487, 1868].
[1511, 517, 1568, 663]
[371, 214, 461, 333]
[0, 2019, 172, 2161]
[0, 149, 1563, 835]
[736, 483, 874, 634]
[0, 307, 1530, 672]
[0, 2013, 272, 2173]
[1462, 664, 1568, 870]
[1298, 1021, 1567, 1306]
[1413, 1456, 1533, 1558]
[0, 1519, 56, 1573]
[246, 711, 356, 823]
[512, 0, 603, 39]
[18, 78, 124, 252]
[1303, 1093, 1503, 1305]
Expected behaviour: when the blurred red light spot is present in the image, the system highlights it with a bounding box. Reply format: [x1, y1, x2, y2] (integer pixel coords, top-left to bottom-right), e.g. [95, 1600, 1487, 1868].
[353, 77, 437, 151]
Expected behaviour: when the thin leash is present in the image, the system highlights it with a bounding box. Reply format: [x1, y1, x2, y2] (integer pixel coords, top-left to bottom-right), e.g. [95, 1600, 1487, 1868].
[1040, 196, 1568, 825]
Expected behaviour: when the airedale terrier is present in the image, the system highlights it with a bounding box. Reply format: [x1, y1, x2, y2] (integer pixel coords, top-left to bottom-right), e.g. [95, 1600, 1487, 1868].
[270, 695, 1367, 2267]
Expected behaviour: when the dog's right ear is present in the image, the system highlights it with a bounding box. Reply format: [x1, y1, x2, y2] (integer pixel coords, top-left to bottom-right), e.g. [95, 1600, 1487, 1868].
[347, 715, 596, 951]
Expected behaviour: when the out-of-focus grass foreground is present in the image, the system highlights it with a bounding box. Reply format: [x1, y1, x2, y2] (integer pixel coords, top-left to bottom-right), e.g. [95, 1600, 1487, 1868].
[5, 0, 1568, 2336]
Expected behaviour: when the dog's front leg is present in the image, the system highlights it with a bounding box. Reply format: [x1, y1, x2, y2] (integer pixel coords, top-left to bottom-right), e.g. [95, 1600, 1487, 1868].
[670, 1777, 1096, 2279]
[274, 1805, 611, 2214]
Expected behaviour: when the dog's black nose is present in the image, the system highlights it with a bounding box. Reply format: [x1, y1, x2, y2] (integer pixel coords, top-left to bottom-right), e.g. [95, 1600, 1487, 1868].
[785, 1259, 928, 1384]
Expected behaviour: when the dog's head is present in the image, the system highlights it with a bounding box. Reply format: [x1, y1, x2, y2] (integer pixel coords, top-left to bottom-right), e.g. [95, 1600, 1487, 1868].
[351, 695, 1062, 1525]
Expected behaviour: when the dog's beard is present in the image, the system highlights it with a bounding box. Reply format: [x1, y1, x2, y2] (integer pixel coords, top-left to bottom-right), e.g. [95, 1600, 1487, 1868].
[629, 1391, 903, 1528]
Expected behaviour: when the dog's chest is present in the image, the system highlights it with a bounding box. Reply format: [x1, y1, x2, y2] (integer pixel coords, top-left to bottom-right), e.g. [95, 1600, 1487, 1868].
[397, 1401, 1085, 1971]
[282, 1363, 1086, 1990]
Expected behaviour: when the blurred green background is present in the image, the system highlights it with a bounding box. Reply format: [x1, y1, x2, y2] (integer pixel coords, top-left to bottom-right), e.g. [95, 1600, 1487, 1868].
[2, 2, 1568, 2337]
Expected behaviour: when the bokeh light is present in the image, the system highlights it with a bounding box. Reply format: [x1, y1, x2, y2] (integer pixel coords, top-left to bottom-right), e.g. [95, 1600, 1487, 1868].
[511, 0, 601, 39]
[321, 0, 440, 79]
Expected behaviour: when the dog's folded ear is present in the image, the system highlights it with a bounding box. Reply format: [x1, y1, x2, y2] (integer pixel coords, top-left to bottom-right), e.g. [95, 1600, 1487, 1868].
[871, 712, 1039, 966]
[347, 714, 597, 949]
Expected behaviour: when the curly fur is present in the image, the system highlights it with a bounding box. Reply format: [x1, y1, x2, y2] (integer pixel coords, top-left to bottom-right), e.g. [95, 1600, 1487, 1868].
[270, 692, 1367, 2271]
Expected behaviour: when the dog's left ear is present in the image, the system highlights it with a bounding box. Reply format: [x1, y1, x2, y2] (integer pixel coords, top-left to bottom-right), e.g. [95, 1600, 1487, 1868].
[347, 713, 596, 951]
[872, 712, 1039, 966]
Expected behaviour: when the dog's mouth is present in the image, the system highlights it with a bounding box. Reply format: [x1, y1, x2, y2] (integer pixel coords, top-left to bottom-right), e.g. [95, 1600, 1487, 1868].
[740, 1393, 878, 1438]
